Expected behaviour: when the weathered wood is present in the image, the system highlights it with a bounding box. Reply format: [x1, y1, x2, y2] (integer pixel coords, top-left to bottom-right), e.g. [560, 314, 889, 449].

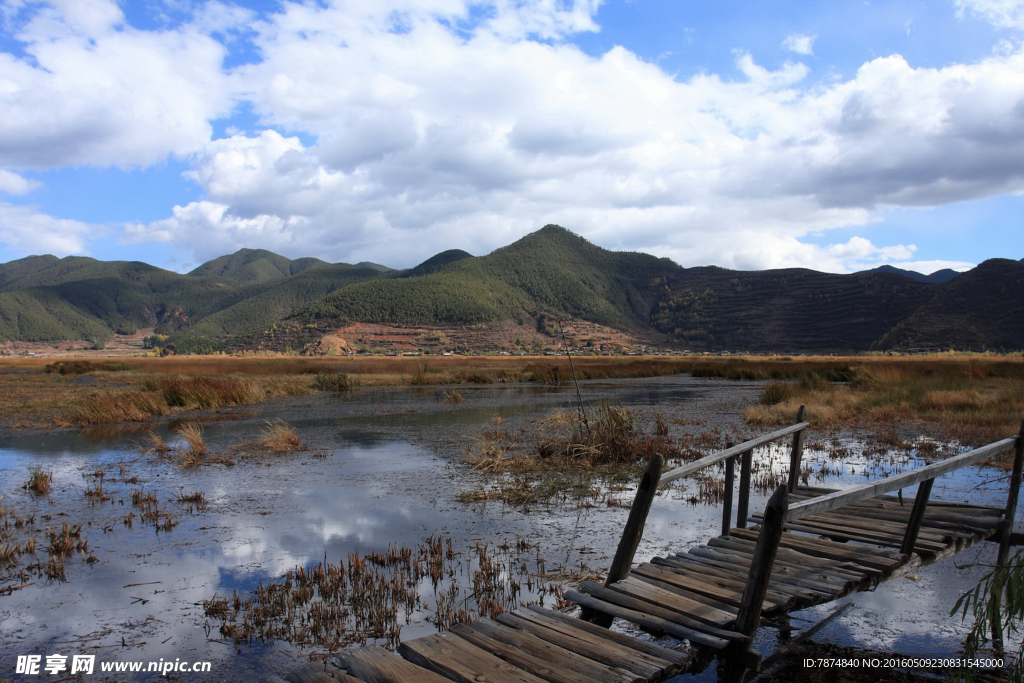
[735, 485, 788, 639]
[587, 454, 663, 627]
[722, 450, 735, 538]
[642, 558, 796, 608]
[564, 589, 730, 649]
[399, 631, 548, 683]
[286, 664, 361, 683]
[720, 486, 787, 683]
[728, 529, 900, 572]
[449, 623, 598, 683]
[658, 423, 809, 488]
[506, 608, 684, 677]
[465, 617, 643, 683]
[334, 646, 453, 683]
[610, 577, 743, 633]
[900, 478, 935, 556]
[522, 605, 689, 666]
[786, 406, 807, 492]
[632, 562, 758, 610]
[652, 555, 840, 600]
[737, 449, 752, 530]
[788, 437, 1017, 520]
[998, 422, 1024, 567]
[497, 612, 667, 680]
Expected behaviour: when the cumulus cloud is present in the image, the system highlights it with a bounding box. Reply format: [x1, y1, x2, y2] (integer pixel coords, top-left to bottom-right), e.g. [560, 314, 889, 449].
[782, 33, 815, 55]
[0, 169, 38, 195]
[7, 0, 1024, 272]
[0, 202, 101, 254]
[0, 0, 237, 168]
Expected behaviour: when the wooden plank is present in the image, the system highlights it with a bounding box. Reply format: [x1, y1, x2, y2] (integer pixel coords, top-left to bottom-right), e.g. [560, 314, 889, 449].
[631, 562, 765, 611]
[722, 453, 735, 537]
[582, 580, 740, 642]
[449, 624, 600, 683]
[564, 589, 730, 650]
[286, 664, 363, 683]
[611, 577, 746, 636]
[658, 423, 809, 488]
[728, 528, 902, 567]
[400, 632, 549, 683]
[496, 612, 672, 680]
[646, 557, 810, 604]
[774, 519, 948, 554]
[682, 544, 872, 582]
[653, 554, 845, 598]
[334, 646, 453, 683]
[787, 438, 1017, 520]
[521, 605, 689, 666]
[465, 618, 643, 683]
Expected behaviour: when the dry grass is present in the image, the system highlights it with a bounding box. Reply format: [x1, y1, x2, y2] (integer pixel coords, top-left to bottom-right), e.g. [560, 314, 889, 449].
[22, 467, 52, 496]
[744, 359, 1024, 448]
[442, 389, 465, 403]
[256, 420, 303, 453]
[176, 423, 207, 466]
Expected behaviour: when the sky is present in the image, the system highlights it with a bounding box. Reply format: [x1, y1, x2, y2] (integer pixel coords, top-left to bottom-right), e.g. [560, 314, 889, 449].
[0, 0, 1023, 274]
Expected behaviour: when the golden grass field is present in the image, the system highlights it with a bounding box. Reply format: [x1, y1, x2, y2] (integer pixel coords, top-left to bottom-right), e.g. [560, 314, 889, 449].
[0, 354, 1021, 448]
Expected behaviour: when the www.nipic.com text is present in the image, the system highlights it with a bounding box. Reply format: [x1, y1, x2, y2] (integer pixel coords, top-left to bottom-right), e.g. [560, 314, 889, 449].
[15, 654, 212, 676]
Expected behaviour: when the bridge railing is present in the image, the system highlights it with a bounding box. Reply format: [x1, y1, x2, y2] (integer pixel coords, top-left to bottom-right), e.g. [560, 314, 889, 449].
[584, 407, 811, 627]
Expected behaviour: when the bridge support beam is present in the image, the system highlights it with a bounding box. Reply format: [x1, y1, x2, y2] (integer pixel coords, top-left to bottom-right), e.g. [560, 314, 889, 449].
[583, 453, 663, 627]
[720, 484, 789, 683]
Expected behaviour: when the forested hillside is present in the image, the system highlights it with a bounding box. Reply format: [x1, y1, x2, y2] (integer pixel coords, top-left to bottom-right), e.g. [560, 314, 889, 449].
[0, 227, 1019, 353]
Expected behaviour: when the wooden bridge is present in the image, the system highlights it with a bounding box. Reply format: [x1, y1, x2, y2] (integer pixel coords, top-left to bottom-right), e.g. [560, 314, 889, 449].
[273, 412, 1024, 683]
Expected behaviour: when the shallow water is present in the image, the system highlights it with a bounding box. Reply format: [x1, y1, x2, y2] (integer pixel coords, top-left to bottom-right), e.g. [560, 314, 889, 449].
[0, 376, 1017, 681]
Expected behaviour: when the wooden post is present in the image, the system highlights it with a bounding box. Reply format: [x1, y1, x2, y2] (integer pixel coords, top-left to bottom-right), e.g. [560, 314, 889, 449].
[722, 443, 735, 537]
[737, 449, 752, 529]
[585, 453, 663, 627]
[786, 406, 807, 493]
[992, 421, 1024, 651]
[997, 421, 1024, 567]
[721, 484, 789, 683]
[900, 478, 934, 556]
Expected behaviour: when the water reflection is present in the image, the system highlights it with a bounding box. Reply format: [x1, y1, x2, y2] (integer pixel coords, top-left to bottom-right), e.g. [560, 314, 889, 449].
[0, 376, 1014, 681]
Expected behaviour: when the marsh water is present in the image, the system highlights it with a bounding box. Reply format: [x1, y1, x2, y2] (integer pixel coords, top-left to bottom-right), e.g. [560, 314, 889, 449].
[0, 376, 1016, 681]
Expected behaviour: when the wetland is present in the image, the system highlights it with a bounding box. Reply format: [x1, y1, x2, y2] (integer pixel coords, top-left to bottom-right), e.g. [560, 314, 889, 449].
[0, 356, 1022, 681]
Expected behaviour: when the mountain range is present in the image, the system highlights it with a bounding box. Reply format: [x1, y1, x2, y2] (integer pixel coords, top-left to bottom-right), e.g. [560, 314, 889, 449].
[0, 226, 1021, 354]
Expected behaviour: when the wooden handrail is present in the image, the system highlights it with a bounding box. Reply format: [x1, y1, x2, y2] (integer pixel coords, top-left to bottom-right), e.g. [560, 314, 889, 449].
[658, 421, 810, 489]
[788, 437, 1018, 521]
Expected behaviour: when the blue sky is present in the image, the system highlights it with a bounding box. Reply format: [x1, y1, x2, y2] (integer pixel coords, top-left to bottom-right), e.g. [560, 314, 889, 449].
[1, 0, 1022, 274]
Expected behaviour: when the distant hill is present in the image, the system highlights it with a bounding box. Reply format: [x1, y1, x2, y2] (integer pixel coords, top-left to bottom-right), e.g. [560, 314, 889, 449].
[400, 249, 474, 278]
[355, 261, 395, 273]
[293, 226, 680, 331]
[857, 264, 959, 284]
[169, 263, 386, 351]
[875, 259, 1024, 351]
[189, 249, 328, 283]
[650, 267, 936, 352]
[0, 232, 1021, 353]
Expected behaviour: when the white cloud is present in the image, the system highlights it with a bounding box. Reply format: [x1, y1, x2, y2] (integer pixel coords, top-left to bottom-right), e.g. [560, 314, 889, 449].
[0, 202, 100, 254]
[7, 1, 1024, 272]
[782, 33, 815, 55]
[0, 0, 237, 168]
[957, 0, 1024, 29]
[0, 169, 38, 195]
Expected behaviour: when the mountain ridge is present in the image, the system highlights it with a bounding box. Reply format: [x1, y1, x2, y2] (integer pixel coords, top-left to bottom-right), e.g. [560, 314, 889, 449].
[0, 229, 1020, 353]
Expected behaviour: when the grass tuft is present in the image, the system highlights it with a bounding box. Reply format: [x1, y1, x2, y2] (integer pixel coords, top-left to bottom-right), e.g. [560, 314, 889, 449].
[176, 423, 207, 466]
[22, 467, 52, 496]
[256, 420, 303, 453]
[313, 371, 356, 392]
